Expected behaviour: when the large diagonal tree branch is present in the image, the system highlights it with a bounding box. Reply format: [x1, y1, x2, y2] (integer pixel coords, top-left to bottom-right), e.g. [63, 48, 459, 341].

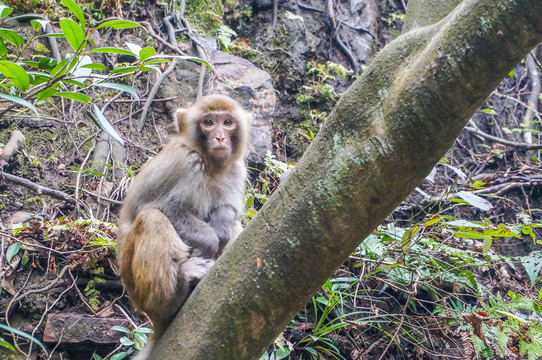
[150, 0, 542, 358]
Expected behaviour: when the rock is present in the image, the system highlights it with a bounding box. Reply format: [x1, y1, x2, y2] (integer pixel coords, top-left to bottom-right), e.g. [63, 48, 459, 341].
[43, 313, 130, 345]
[211, 50, 276, 164]
[2, 130, 25, 162]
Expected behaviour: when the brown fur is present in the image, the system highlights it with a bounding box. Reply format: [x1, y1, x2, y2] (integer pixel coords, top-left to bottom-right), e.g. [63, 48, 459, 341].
[117, 95, 250, 359]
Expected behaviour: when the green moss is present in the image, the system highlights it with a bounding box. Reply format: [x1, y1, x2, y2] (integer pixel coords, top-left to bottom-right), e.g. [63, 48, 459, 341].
[184, 0, 238, 35]
[25, 196, 44, 209]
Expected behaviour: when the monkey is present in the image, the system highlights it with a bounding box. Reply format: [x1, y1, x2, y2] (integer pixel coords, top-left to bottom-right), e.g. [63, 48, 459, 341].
[116, 94, 250, 359]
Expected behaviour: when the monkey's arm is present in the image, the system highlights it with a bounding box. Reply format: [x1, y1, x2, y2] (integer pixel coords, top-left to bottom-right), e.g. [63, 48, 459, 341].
[208, 205, 238, 253]
[165, 209, 220, 259]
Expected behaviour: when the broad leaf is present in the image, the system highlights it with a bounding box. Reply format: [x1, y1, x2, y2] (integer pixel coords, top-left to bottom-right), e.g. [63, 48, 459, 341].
[0, 93, 39, 117]
[454, 230, 492, 240]
[111, 326, 130, 333]
[520, 251, 542, 286]
[96, 20, 141, 30]
[87, 104, 125, 145]
[88, 47, 136, 56]
[110, 352, 128, 360]
[30, 19, 49, 31]
[61, 0, 86, 31]
[109, 66, 139, 75]
[139, 46, 155, 61]
[0, 61, 30, 91]
[93, 82, 139, 100]
[457, 191, 493, 211]
[55, 91, 91, 103]
[6, 242, 20, 263]
[59, 18, 85, 51]
[0, 6, 13, 19]
[81, 63, 106, 70]
[64, 79, 86, 87]
[51, 58, 70, 77]
[0, 38, 6, 60]
[0, 28, 23, 47]
[36, 87, 58, 102]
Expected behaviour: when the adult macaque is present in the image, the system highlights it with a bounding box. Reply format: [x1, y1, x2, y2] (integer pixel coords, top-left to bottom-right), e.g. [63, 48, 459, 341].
[117, 95, 250, 359]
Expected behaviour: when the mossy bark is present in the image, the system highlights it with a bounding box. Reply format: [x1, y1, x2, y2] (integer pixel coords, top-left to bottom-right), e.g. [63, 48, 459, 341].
[150, 0, 542, 359]
[403, 0, 463, 32]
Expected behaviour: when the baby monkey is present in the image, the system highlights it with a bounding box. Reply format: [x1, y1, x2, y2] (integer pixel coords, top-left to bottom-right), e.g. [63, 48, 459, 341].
[117, 94, 250, 359]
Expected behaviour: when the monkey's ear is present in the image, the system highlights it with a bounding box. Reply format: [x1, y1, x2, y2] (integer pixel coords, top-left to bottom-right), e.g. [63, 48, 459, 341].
[175, 109, 188, 134]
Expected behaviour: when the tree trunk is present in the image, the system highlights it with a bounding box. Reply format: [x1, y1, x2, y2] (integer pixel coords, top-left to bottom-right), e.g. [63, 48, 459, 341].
[150, 0, 542, 358]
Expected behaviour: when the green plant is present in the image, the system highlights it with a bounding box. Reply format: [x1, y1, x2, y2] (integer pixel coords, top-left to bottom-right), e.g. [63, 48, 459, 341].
[0, 0, 208, 143]
[296, 62, 352, 104]
[110, 325, 154, 360]
[0, 323, 48, 356]
[245, 151, 294, 220]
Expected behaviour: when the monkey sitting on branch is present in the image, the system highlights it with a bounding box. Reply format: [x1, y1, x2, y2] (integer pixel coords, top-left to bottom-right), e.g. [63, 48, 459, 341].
[117, 94, 251, 359]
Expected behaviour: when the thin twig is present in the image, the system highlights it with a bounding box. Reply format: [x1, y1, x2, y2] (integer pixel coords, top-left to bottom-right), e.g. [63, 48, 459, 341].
[0, 171, 75, 203]
[74, 140, 96, 215]
[465, 126, 542, 150]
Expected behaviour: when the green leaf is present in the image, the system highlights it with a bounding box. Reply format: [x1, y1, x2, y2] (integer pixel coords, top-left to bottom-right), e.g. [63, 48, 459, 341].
[36, 87, 58, 102]
[139, 47, 155, 61]
[30, 19, 49, 31]
[61, 0, 86, 31]
[508, 69, 515, 78]
[0, 326, 50, 358]
[0, 93, 39, 117]
[119, 337, 135, 346]
[0, 61, 30, 91]
[520, 251, 542, 286]
[55, 91, 91, 103]
[134, 327, 153, 334]
[457, 191, 493, 211]
[480, 108, 497, 115]
[96, 20, 141, 30]
[0, 28, 23, 47]
[88, 47, 136, 56]
[64, 79, 86, 87]
[87, 104, 125, 145]
[482, 237, 492, 254]
[93, 82, 139, 100]
[81, 63, 106, 71]
[59, 18, 85, 51]
[424, 216, 440, 227]
[0, 339, 16, 354]
[21, 250, 29, 265]
[454, 231, 492, 240]
[51, 58, 70, 77]
[6, 242, 20, 263]
[0, 6, 13, 19]
[37, 33, 66, 38]
[142, 59, 167, 65]
[0, 38, 6, 60]
[110, 352, 128, 360]
[109, 66, 139, 75]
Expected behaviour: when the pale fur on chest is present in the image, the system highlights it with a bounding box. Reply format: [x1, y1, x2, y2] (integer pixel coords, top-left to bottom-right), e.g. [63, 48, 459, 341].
[161, 159, 245, 219]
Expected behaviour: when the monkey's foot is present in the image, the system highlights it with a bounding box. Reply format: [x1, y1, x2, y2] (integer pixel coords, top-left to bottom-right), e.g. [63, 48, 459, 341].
[181, 257, 215, 283]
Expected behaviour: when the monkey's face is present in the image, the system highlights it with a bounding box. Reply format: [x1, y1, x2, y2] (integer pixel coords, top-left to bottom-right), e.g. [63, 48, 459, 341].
[198, 114, 240, 161]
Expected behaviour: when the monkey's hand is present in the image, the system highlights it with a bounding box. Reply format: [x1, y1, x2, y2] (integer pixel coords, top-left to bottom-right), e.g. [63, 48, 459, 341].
[169, 212, 220, 259]
[181, 257, 215, 284]
[208, 205, 237, 253]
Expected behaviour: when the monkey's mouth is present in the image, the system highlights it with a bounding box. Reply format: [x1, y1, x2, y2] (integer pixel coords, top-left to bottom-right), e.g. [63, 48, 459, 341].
[212, 145, 230, 151]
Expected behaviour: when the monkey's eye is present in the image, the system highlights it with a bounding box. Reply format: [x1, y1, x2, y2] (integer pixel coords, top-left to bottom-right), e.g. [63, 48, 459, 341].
[203, 119, 213, 127]
[224, 119, 233, 126]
